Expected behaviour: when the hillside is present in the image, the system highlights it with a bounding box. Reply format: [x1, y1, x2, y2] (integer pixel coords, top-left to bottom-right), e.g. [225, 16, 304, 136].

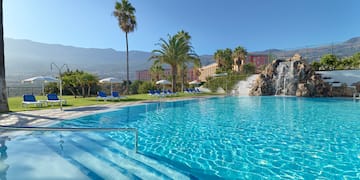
[4, 38, 215, 83]
[254, 37, 360, 61]
[5, 36, 360, 84]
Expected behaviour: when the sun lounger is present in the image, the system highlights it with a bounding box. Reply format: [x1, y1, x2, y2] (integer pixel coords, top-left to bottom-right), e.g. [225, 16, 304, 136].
[47, 93, 66, 106]
[97, 91, 112, 101]
[111, 91, 126, 100]
[22, 94, 43, 107]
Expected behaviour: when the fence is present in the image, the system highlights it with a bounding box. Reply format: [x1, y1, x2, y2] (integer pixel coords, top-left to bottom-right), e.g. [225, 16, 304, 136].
[6, 87, 43, 97]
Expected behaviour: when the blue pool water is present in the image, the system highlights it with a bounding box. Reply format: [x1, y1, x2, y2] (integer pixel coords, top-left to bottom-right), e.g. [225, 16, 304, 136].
[52, 96, 360, 179]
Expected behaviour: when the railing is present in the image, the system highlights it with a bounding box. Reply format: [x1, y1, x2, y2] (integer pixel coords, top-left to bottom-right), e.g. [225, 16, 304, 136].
[353, 92, 360, 99]
[0, 126, 138, 152]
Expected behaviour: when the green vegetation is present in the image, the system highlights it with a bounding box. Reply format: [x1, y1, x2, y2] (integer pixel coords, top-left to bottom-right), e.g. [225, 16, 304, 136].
[311, 52, 360, 70]
[204, 74, 248, 93]
[214, 46, 249, 73]
[150, 30, 199, 92]
[214, 48, 233, 72]
[138, 81, 155, 94]
[149, 64, 165, 82]
[62, 70, 100, 97]
[8, 92, 220, 112]
[113, 0, 137, 93]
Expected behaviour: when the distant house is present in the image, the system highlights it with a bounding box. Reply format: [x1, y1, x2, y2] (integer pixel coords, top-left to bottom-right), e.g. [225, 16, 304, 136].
[247, 54, 269, 69]
[136, 69, 198, 82]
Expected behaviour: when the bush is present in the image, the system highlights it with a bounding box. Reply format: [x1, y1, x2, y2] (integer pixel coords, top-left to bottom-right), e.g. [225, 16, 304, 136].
[138, 81, 156, 94]
[204, 74, 247, 93]
[129, 80, 143, 94]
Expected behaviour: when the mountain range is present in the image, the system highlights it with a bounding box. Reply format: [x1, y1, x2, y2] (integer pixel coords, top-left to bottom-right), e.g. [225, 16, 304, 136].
[4, 36, 360, 84]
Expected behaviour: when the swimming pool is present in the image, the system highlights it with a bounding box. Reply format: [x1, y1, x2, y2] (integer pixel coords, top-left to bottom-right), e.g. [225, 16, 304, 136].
[3, 96, 360, 179]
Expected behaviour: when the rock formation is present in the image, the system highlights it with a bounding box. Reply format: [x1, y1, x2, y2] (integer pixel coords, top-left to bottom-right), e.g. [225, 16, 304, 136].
[249, 54, 332, 97]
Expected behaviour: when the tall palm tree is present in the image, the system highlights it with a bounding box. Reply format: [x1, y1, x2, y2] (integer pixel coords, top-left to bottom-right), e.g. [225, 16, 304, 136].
[150, 33, 198, 92]
[214, 49, 224, 68]
[0, 0, 9, 113]
[113, 0, 137, 94]
[175, 30, 200, 92]
[232, 46, 248, 72]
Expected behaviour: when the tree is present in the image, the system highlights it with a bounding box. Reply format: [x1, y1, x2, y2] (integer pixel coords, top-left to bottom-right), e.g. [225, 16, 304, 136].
[113, 0, 137, 94]
[79, 72, 98, 97]
[310, 61, 321, 71]
[150, 33, 198, 92]
[241, 63, 256, 74]
[214, 48, 232, 72]
[62, 70, 99, 97]
[149, 63, 164, 82]
[232, 46, 247, 72]
[352, 52, 360, 68]
[0, 0, 9, 113]
[320, 54, 338, 70]
[175, 30, 200, 92]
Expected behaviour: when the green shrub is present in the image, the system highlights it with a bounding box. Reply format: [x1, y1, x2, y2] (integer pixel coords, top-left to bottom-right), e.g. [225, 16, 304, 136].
[138, 81, 156, 94]
[129, 80, 143, 94]
[204, 74, 247, 93]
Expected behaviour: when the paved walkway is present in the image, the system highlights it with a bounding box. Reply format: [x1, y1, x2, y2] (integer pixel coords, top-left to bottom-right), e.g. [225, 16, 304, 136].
[0, 101, 146, 128]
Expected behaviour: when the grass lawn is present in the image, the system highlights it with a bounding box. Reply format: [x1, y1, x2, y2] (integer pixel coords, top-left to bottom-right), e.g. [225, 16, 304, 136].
[8, 92, 221, 112]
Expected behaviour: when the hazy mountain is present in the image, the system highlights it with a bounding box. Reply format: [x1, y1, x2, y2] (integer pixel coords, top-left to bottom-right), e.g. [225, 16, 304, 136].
[254, 37, 360, 61]
[5, 38, 215, 84]
[5, 36, 360, 84]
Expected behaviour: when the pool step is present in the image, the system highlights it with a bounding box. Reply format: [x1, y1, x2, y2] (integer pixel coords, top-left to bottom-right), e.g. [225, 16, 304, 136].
[85, 132, 190, 179]
[39, 135, 136, 179]
[41, 132, 190, 180]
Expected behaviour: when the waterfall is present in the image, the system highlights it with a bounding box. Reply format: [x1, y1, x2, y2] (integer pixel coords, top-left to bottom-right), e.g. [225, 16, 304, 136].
[275, 61, 297, 96]
[233, 74, 258, 96]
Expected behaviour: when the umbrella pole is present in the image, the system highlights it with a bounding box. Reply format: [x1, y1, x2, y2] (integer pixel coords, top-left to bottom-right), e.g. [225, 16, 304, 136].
[42, 83, 45, 96]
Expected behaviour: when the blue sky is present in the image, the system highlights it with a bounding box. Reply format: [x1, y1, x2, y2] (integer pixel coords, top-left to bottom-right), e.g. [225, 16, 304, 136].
[3, 0, 360, 55]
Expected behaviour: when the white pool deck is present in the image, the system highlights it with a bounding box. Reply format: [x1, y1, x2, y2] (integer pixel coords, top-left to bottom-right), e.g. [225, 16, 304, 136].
[0, 101, 145, 128]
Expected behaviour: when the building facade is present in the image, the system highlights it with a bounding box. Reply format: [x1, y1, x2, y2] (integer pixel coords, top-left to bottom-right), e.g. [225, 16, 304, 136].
[247, 54, 269, 69]
[198, 63, 218, 82]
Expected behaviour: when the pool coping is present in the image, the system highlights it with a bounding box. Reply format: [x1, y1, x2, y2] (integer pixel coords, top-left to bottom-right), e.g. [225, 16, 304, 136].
[0, 95, 224, 136]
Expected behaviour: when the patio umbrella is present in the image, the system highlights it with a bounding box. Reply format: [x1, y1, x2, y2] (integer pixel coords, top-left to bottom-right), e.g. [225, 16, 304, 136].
[156, 79, 171, 85]
[22, 76, 58, 96]
[156, 79, 171, 92]
[99, 77, 122, 94]
[189, 80, 202, 85]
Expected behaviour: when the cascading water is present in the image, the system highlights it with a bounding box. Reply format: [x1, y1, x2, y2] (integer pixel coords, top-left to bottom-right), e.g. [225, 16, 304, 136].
[275, 61, 298, 96]
[232, 74, 258, 96]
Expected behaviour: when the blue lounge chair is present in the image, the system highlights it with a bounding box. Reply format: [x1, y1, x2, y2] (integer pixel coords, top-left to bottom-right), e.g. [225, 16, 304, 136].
[47, 93, 66, 105]
[185, 88, 194, 93]
[22, 94, 42, 107]
[195, 88, 201, 93]
[148, 90, 156, 96]
[111, 91, 126, 100]
[97, 91, 112, 101]
[167, 89, 176, 96]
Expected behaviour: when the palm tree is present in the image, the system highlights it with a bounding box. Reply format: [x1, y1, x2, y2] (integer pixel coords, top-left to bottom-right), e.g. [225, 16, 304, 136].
[175, 30, 200, 92]
[150, 33, 198, 92]
[232, 46, 248, 72]
[149, 63, 164, 82]
[0, 0, 9, 113]
[214, 49, 233, 72]
[214, 49, 225, 68]
[113, 0, 137, 94]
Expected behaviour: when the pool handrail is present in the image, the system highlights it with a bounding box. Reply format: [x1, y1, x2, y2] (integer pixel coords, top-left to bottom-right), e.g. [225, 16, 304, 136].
[0, 125, 139, 152]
